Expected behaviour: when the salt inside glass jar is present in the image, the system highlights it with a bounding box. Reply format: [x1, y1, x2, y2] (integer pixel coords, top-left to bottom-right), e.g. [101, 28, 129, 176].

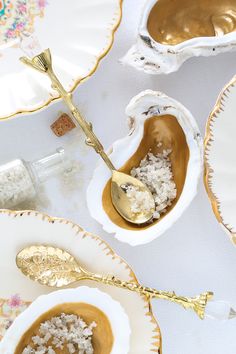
[0, 148, 69, 209]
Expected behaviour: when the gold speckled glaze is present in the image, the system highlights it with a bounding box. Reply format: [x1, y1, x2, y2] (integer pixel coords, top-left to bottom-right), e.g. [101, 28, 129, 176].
[148, 0, 236, 45]
[102, 115, 189, 231]
[15, 303, 114, 354]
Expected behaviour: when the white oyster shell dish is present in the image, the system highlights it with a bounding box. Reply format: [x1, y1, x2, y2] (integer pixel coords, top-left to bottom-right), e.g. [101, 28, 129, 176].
[87, 90, 202, 246]
[0, 286, 131, 354]
[121, 0, 236, 74]
[205, 75, 236, 246]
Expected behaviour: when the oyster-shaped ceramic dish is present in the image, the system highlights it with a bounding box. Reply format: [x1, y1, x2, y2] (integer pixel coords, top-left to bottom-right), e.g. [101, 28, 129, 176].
[87, 90, 202, 246]
[205, 75, 236, 246]
[0, 286, 131, 354]
[122, 0, 236, 74]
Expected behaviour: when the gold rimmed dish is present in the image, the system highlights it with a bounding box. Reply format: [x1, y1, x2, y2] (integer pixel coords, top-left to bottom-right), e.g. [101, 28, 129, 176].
[204, 75, 236, 245]
[0, 210, 162, 353]
[87, 90, 203, 246]
[0, 0, 122, 120]
[0, 286, 131, 354]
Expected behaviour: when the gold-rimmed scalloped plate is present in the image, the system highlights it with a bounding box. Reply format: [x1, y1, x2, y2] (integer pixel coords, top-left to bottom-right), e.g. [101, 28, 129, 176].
[0, 210, 162, 353]
[0, 0, 122, 120]
[205, 75, 236, 245]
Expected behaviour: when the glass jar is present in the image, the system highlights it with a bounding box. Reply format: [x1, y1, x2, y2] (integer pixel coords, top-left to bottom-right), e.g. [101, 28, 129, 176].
[0, 148, 69, 209]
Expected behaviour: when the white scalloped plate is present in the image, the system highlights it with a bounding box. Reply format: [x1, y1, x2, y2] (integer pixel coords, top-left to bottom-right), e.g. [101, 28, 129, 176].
[0, 210, 162, 353]
[0, 0, 122, 120]
[205, 75, 236, 246]
[1, 287, 131, 354]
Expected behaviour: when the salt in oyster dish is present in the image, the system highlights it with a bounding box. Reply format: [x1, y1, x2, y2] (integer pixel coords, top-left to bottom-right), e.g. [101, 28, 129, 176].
[0, 287, 131, 354]
[87, 90, 202, 246]
[122, 0, 236, 74]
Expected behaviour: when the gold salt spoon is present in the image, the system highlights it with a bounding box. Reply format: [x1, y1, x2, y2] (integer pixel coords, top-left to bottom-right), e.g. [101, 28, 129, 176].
[16, 245, 214, 320]
[20, 49, 155, 225]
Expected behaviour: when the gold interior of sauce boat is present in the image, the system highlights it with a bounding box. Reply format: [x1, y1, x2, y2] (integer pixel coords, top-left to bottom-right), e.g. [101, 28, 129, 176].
[102, 115, 190, 231]
[15, 303, 114, 354]
[147, 0, 236, 45]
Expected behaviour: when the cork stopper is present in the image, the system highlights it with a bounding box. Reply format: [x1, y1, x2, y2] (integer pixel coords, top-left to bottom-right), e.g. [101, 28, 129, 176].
[51, 113, 76, 137]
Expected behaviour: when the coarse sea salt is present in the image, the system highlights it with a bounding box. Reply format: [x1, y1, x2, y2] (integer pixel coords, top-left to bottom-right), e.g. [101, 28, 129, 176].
[0, 149, 71, 210]
[0, 160, 35, 209]
[124, 185, 153, 215]
[21, 313, 96, 354]
[129, 148, 177, 221]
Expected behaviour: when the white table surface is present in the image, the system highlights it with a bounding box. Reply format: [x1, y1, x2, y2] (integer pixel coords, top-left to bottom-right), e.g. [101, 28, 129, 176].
[1, 1, 236, 353]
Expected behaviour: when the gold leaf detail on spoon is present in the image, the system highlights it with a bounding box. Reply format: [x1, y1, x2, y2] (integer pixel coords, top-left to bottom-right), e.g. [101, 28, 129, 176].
[16, 245, 82, 287]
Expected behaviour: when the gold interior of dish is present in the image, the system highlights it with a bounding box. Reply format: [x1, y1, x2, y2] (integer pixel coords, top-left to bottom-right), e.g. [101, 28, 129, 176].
[147, 0, 236, 45]
[102, 115, 190, 231]
[15, 303, 114, 354]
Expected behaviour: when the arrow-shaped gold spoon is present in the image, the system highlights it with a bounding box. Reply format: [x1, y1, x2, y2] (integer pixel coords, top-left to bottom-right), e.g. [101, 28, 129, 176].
[20, 49, 155, 225]
[15, 245, 235, 321]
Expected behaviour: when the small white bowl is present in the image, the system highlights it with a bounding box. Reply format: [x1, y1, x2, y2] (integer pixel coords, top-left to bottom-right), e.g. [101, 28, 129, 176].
[0, 286, 131, 354]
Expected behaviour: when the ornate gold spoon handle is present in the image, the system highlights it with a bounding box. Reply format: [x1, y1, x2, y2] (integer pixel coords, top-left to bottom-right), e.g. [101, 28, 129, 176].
[84, 271, 213, 320]
[16, 245, 219, 320]
[50, 68, 115, 170]
[21, 49, 115, 171]
[20, 49, 156, 225]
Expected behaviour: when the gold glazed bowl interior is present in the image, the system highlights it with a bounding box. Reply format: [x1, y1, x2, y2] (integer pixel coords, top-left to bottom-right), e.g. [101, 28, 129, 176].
[102, 115, 190, 231]
[147, 0, 236, 45]
[15, 303, 114, 354]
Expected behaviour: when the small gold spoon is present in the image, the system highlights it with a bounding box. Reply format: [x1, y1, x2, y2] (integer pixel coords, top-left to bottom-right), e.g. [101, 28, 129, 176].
[20, 49, 155, 225]
[16, 245, 213, 320]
